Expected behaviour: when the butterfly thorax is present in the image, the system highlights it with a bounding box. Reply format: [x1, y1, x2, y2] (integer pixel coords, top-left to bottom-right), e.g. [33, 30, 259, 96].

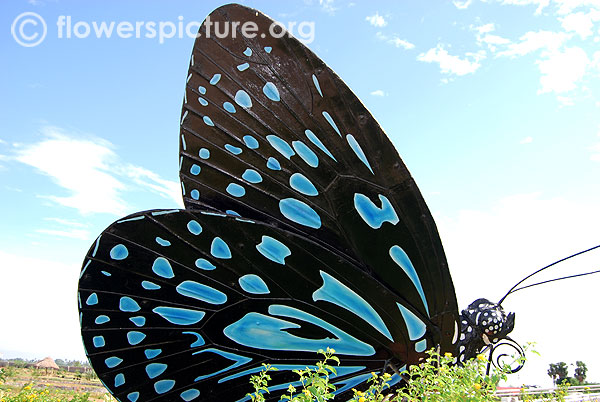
[456, 298, 515, 363]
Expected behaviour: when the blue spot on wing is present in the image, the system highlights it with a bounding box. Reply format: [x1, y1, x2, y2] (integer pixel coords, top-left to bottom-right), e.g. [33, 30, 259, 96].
[211, 237, 232, 259]
[243, 47, 252, 56]
[145, 349, 162, 359]
[153, 306, 205, 325]
[127, 331, 146, 345]
[312, 74, 323, 97]
[289, 173, 318, 196]
[115, 373, 125, 387]
[354, 193, 399, 229]
[181, 389, 200, 401]
[86, 293, 98, 306]
[154, 379, 175, 394]
[209, 74, 221, 85]
[223, 101, 237, 113]
[190, 164, 201, 175]
[187, 220, 202, 235]
[256, 236, 291, 265]
[182, 331, 205, 347]
[279, 198, 321, 229]
[176, 281, 227, 304]
[226, 183, 246, 197]
[203, 116, 214, 127]
[95, 315, 110, 324]
[152, 257, 175, 279]
[266, 157, 281, 170]
[195, 258, 216, 270]
[142, 281, 161, 290]
[130, 316, 146, 327]
[127, 392, 139, 402]
[110, 244, 128, 260]
[390, 246, 429, 315]
[243, 135, 259, 149]
[292, 141, 319, 167]
[155, 237, 171, 247]
[263, 82, 280, 101]
[93, 336, 105, 348]
[242, 169, 262, 183]
[313, 271, 393, 342]
[237, 63, 249, 72]
[239, 274, 270, 294]
[146, 363, 168, 379]
[235, 90, 252, 108]
[225, 144, 242, 155]
[415, 339, 427, 352]
[105, 356, 123, 368]
[119, 297, 141, 312]
[190, 189, 199, 200]
[199, 148, 210, 159]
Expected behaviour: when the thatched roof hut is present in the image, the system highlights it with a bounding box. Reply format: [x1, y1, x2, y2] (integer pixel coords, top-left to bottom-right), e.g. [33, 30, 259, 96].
[34, 357, 59, 371]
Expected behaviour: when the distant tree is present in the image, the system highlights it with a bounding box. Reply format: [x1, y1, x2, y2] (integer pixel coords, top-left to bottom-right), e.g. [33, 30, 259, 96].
[548, 362, 569, 385]
[575, 361, 588, 384]
[55, 359, 66, 367]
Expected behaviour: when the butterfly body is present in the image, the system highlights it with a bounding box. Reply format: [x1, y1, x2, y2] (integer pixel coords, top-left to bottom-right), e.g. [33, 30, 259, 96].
[78, 4, 514, 401]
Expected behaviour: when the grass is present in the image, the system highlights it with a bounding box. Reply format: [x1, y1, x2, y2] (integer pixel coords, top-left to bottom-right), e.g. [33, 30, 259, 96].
[0, 367, 115, 402]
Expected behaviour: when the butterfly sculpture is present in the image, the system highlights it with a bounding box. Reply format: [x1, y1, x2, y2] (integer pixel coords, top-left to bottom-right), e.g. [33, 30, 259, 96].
[77, 4, 516, 401]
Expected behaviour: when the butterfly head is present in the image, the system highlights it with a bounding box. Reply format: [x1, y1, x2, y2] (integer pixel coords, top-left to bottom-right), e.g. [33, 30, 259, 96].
[457, 298, 515, 362]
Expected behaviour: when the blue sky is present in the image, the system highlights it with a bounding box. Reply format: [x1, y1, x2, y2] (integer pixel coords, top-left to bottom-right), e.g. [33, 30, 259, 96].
[1, 0, 599, 387]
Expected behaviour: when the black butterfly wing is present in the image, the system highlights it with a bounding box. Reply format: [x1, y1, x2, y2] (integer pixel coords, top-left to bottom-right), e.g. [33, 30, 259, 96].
[179, 4, 458, 351]
[80, 209, 412, 401]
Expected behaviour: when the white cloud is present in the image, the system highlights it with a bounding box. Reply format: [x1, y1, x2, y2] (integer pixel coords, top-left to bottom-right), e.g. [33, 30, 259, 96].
[560, 10, 600, 39]
[35, 228, 90, 240]
[453, 0, 473, 9]
[520, 136, 534, 143]
[370, 89, 386, 96]
[553, 0, 600, 15]
[438, 193, 600, 386]
[472, 23, 496, 35]
[500, 0, 550, 15]
[496, 30, 570, 58]
[375, 32, 415, 49]
[417, 45, 485, 76]
[14, 126, 181, 216]
[537, 46, 590, 93]
[366, 12, 387, 27]
[590, 142, 600, 160]
[319, 0, 337, 14]
[44, 217, 86, 227]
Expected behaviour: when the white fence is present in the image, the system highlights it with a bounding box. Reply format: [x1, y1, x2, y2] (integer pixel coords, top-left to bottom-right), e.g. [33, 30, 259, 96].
[497, 385, 600, 401]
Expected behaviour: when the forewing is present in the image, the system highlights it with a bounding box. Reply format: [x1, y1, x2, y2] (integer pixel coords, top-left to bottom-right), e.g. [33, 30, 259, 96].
[179, 4, 458, 346]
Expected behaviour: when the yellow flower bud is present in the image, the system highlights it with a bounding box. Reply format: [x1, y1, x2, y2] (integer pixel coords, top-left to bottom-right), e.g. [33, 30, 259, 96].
[359, 398, 366, 402]
[444, 352, 452, 358]
[474, 383, 481, 390]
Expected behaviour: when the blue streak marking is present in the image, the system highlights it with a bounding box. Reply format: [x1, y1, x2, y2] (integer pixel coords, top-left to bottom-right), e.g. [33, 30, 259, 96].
[223, 101, 236, 113]
[176, 281, 227, 304]
[239, 274, 270, 294]
[353, 193, 399, 229]
[279, 198, 322, 229]
[198, 97, 208, 106]
[312, 74, 323, 97]
[304, 130, 336, 161]
[220, 365, 363, 384]
[256, 236, 291, 265]
[346, 134, 374, 174]
[289, 173, 318, 196]
[192, 349, 252, 382]
[332, 373, 371, 396]
[198, 85, 206, 94]
[266, 135, 295, 159]
[182, 331, 205, 347]
[153, 306, 205, 325]
[263, 82, 280, 101]
[211, 237, 232, 259]
[242, 169, 262, 183]
[243, 47, 252, 56]
[322, 111, 341, 136]
[92, 235, 101, 257]
[390, 246, 429, 315]
[152, 257, 175, 279]
[151, 210, 179, 216]
[292, 141, 319, 167]
[237, 63, 249, 71]
[397, 303, 426, 340]
[415, 339, 427, 353]
[224, 304, 374, 356]
[313, 271, 393, 341]
[203, 116, 214, 126]
[117, 216, 145, 223]
[119, 297, 141, 312]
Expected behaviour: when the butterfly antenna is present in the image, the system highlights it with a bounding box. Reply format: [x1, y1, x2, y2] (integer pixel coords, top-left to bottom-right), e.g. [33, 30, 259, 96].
[497, 243, 600, 305]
